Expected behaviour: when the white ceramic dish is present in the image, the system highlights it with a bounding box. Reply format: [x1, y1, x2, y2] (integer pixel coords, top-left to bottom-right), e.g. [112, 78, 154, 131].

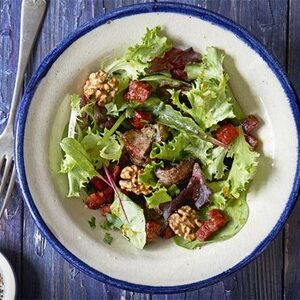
[0, 252, 16, 300]
[15, 3, 300, 293]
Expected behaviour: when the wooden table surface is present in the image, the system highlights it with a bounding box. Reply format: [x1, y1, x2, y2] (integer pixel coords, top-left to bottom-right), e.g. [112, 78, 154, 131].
[0, 0, 300, 299]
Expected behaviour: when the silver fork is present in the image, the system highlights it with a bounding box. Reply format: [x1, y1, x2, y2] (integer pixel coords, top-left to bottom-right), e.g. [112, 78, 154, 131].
[0, 0, 47, 219]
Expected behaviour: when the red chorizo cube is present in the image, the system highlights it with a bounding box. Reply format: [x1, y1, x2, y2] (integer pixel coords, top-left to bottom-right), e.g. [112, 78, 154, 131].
[129, 110, 153, 129]
[124, 80, 152, 103]
[196, 209, 228, 241]
[215, 123, 239, 145]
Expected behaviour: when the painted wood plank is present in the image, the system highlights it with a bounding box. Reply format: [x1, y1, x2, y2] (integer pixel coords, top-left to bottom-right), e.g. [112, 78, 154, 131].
[284, 0, 300, 299]
[0, 1, 23, 298]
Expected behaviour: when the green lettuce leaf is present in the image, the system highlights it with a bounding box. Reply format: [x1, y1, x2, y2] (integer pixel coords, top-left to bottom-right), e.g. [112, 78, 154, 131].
[81, 130, 123, 166]
[105, 26, 172, 79]
[170, 75, 235, 129]
[185, 47, 244, 121]
[225, 127, 260, 198]
[185, 47, 225, 81]
[144, 187, 171, 208]
[66, 93, 102, 139]
[154, 100, 204, 135]
[80, 130, 106, 169]
[106, 213, 123, 229]
[168, 184, 180, 197]
[138, 161, 164, 188]
[110, 189, 146, 249]
[198, 46, 225, 80]
[99, 134, 124, 161]
[185, 63, 202, 81]
[150, 132, 190, 162]
[60, 113, 125, 196]
[150, 131, 214, 166]
[173, 236, 204, 250]
[171, 47, 236, 129]
[105, 102, 122, 117]
[185, 136, 214, 165]
[60, 137, 99, 197]
[204, 147, 227, 180]
[80, 113, 126, 168]
[208, 181, 228, 210]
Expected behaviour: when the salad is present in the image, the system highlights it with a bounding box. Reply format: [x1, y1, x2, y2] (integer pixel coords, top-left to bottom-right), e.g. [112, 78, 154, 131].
[60, 26, 260, 249]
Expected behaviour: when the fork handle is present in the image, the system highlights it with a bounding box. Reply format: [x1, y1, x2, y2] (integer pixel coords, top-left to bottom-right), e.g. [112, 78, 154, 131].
[6, 0, 47, 131]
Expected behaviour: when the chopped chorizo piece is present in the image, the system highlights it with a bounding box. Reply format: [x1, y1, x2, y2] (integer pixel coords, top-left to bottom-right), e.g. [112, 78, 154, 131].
[86, 192, 106, 210]
[124, 80, 152, 103]
[129, 110, 153, 129]
[195, 209, 228, 241]
[215, 123, 239, 145]
[160, 225, 175, 239]
[85, 187, 114, 210]
[155, 160, 194, 187]
[245, 134, 259, 149]
[241, 115, 259, 134]
[122, 128, 155, 166]
[146, 220, 162, 242]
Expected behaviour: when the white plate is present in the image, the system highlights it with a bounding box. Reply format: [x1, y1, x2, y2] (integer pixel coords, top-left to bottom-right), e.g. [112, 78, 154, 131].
[15, 3, 300, 293]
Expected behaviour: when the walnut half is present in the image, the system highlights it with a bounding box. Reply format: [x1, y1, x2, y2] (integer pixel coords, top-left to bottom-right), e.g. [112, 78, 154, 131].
[119, 165, 152, 195]
[83, 70, 118, 106]
[168, 205, 202, 241]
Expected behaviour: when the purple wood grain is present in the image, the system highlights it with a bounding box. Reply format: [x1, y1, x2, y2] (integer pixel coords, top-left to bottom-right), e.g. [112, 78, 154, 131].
[0, 0, 294, 299]
[0, 1, 23, 298]
[284, 0, 300, 299]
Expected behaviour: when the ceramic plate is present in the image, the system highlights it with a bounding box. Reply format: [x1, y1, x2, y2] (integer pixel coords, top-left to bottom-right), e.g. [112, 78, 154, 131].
[15, 3, 300, 293]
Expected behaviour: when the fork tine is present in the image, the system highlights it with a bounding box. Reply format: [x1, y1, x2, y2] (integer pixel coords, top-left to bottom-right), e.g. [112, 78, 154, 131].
[0, 157, 13, 196]
[0, 155, 5, 172]
[0, 165, 16, 219]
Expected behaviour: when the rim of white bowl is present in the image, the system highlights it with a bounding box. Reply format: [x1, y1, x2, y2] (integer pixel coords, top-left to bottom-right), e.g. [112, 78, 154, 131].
[15, 2, 300, 294]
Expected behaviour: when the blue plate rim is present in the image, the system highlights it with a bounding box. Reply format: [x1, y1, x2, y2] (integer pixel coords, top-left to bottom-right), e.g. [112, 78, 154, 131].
[15, 2, 300, 294]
